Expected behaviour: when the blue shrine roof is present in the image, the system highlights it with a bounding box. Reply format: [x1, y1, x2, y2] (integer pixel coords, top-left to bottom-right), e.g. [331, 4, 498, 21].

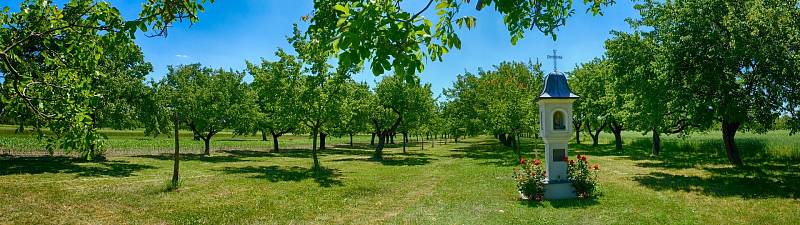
[539, 71, 579, 99]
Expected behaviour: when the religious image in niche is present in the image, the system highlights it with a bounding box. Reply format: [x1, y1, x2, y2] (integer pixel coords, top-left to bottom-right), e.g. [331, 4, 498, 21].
[553, 111, 566, 130]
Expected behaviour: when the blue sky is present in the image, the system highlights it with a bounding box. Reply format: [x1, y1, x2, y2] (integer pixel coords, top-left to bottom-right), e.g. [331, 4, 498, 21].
[5, 0, 641, 97]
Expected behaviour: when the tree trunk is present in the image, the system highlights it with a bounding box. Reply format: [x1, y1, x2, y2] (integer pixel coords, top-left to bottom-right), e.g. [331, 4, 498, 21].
[272, 133, 281, 153]
[390, 133, 395, 144]
[373, 133, 386, 160]
[349, 134, 354, 147]
[514, 133, 521, 161]
[722, 121, 743, 166]
[88, 112, 98, 160]
[431, 134, 435, 148]
[612, 122, 623, 152]
[203, 138, 211, 156]
[652, 128, 661, 156]
[613, 130, 623, 152]
[586, 122, 605, 147]
[507, 135, 515, 148]
[402, 132, 407, 154]
[261, 130, 267, 141]
[311, 132, 320, 170]
[499, 133, 507, 145]
[172, 111, 180, 187]
[421, 135, 424, 150]
[574, 122, 582, 145]
[320, 133, 327, 150]
[371, 133, 376, 145]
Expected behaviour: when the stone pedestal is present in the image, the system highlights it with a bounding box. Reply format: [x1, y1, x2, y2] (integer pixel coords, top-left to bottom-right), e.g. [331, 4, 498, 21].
[544, 180, 576, 200]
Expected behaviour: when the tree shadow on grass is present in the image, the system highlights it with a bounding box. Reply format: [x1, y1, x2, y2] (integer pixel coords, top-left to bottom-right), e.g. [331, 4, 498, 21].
[517, 197, 599, 208]
[633, 170, 799, 199]
[223, 149, 312, 158]
[583, 137, 800, 199]
[331, 153, 434, 166]
[222, 148, 376, 159]
[220, 165, 343, 187]
[136, 153, 246, 163]
[322, 148, 375, 157]
[333, 143, 371, 150]
[0, 156, 156, 177]
[448, 139, 540, 167]
[547, 198, 600, 208]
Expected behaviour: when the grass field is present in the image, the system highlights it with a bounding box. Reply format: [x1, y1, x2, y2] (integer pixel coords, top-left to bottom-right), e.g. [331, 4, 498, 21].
[1, 128, 799, 224]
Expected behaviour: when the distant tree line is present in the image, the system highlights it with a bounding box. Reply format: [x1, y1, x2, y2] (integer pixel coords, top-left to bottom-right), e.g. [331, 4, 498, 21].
[442, 61, 545, 160]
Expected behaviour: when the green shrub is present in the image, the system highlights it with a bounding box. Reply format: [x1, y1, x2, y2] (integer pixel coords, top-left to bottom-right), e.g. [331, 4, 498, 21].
[567, 154, 600, 198]
[513, 157, 547, 201]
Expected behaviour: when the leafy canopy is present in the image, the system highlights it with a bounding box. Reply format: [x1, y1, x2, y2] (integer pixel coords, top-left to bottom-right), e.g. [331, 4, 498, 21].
[306, 0, 614, 80]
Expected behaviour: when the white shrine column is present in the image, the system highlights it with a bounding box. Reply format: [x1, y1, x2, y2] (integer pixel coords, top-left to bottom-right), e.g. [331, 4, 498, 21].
[537, 50, 580, 199]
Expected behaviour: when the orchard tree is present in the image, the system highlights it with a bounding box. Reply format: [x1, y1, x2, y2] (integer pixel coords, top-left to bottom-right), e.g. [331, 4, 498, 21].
[636, 0, 800, 166]
[605, 31, 691, 155]
[156, 64, 254, 156]
[569, 58, 612, 147]
[442, 73, 482, 141]
[248, 49, 304, 152]
[142, 77, 183, 189]
[475, 61, 543, 152]
[290, 25, 354, 170]
[0, 0, 213, 159]
[396, 80, 436, 153]
[568, 58, 630, 151]
[331, 80, 372, 147]
[370, 74, 433, 160]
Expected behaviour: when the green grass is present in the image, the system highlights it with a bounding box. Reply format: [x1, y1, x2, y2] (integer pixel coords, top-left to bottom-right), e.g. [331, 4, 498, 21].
[0, 126, 375, 156]
[0, 129, 799, 224]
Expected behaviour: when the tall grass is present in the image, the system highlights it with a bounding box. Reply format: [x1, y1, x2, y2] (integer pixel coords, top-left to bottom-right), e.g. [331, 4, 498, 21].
[581, 130, 800, 161]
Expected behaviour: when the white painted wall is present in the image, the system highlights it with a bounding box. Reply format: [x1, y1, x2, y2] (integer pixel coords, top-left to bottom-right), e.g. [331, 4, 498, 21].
[538, 98, 576, 182]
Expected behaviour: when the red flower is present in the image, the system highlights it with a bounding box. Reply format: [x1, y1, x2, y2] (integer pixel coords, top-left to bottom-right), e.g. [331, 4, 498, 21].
[569, 159, 575, 165]
[576, 154, 582, 160]
[582, 155, 588, 162]
[533, 159, 541, 166]
[519, 157, 526, 165]
[562, 156, 569, 162]
[593, 164, 600, 170]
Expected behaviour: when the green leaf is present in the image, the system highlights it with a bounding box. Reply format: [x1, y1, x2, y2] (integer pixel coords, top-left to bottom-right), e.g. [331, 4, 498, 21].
[333, 4, 349, 14]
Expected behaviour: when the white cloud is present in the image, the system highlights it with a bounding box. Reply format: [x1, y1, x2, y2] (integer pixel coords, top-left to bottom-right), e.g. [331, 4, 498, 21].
[175, 54, 189, 58]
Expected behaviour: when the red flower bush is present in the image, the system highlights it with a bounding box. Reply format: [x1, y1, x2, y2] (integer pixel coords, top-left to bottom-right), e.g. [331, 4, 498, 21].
[513, 157, 546, 201]
[566, 154, 600, 199]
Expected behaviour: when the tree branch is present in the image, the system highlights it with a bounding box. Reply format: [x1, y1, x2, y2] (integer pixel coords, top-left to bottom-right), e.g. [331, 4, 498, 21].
[410, 0, 435, 22]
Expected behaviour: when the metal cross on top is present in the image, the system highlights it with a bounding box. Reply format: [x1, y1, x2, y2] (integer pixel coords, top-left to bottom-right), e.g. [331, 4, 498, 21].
[547, 49, 563, 72]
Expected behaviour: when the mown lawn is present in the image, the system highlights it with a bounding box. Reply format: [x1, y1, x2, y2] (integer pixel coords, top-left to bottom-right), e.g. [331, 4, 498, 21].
[1, 130, 798, 224]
